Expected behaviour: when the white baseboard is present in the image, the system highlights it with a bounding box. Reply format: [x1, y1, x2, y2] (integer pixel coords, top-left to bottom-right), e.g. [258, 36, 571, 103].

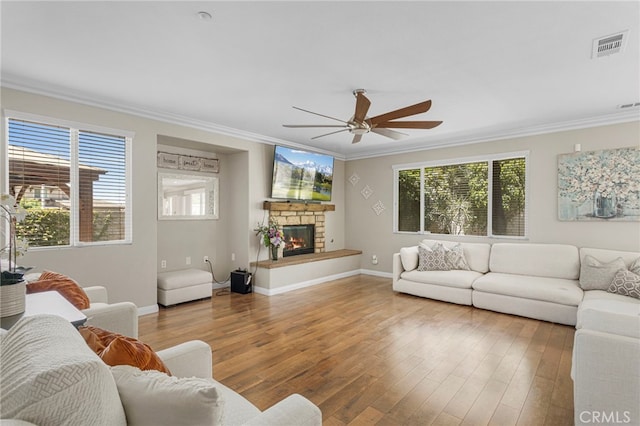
[359, 268, 393, 279]
[253, 269, 362, 296]
[137, 304, 159, 316]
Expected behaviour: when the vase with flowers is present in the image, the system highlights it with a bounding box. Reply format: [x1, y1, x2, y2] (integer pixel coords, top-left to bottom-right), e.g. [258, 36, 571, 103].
[1, 194, 31, 317]
[255, 218, 285, 261]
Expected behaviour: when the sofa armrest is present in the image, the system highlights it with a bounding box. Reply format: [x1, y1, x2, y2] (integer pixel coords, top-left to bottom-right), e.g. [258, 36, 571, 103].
[573, 328, 640, 425]
[83, 286, 108, 304]
[156, 340, 212, 379]
[83, 302, 138, 338]
[392, 253, 404, 285]
[242, 394, 321, 426]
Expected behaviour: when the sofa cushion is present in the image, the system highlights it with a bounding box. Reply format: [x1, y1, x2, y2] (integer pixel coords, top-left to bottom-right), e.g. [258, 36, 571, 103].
[578, 291, 640, 339]
[488, 243, 580, 279]
[579, 255, 627, 291]
[0, 315, 126, 425]
[421, 239, 491, 273]
[608, 269, 640, 299]
[26, 270, 90, 310]
[111, 365, 224, 426]
[472, 272, 583, 306]
[80, 325, 171, 374]
[399, 246, 419, 271]
[157, 269, 212, 290]
[401, 269, 483, 289]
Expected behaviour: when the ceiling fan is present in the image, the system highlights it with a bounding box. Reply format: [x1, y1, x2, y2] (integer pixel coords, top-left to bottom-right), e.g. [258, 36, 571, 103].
[283, 89, 443, 144]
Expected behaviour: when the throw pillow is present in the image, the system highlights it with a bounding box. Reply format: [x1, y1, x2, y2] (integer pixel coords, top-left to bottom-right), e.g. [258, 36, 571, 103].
[444, 243, 471, 271]
[629, 257, 640, 275]
[80, 326, 171, 375]
[417, 244, 450, 271]
[111, 365, 224, 426]
[399, 246, 419, 271]
[608, 269, 640, 300]
[26, 270, 90, 310]
[579, 255, 627, 291]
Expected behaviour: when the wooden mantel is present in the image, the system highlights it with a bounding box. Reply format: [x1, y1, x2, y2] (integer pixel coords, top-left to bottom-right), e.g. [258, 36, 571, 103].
[263, 201, 335, 212]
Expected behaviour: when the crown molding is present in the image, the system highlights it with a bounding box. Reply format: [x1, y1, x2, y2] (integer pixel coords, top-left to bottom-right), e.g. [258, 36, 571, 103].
[3, 77, 637, 162]
[0, 78, 347, 161]
[346, 111, 640, 160]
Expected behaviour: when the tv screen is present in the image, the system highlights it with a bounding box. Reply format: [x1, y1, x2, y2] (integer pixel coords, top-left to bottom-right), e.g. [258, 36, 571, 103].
[271, 145, 334, 201]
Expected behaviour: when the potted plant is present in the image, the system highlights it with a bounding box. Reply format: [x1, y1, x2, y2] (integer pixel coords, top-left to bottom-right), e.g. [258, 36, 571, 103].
[1, 194, 30, 317]
[255, 218, 285, 261]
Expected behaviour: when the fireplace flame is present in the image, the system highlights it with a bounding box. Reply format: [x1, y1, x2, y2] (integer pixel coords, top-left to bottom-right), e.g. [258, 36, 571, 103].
[286, 237, 307, 250]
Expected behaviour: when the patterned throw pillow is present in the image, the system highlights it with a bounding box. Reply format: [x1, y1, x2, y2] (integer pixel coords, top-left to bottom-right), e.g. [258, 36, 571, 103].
[579, 255, 627, 291]
[608, 269, 640, 299]
[629, 257, 640, 275]
[444, 243, 471, 271]
[417, 244, 450, 271]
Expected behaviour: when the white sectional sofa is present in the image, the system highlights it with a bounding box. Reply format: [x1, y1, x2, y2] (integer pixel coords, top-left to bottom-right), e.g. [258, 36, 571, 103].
[393, 239, 491, 305]
[393, 239, 640, 425]
[472, 243, 583, 326]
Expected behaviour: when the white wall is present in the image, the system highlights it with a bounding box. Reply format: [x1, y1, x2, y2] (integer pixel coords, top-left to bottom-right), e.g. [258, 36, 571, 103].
[345, 121, 640, 274]
[1, 87, 347, 309]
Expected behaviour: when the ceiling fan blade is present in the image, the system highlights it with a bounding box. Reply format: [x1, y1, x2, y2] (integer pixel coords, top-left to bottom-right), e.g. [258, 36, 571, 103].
[292, 106, 349, 124]
[283, 124, 348, 128]
[352, 134, 363, 144]
[369, 100, 432, 124]
[353, 92, 371, 124]
[311, 128, 350, 140]
[371, 128, 407, 140]
[374, 120, 443, 129]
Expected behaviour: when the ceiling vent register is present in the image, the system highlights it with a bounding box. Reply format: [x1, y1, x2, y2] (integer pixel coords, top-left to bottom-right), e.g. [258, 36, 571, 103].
[592, 31, 628, 58]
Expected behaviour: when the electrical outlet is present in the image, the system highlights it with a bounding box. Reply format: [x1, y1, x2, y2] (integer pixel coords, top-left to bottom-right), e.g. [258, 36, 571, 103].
[204, 255, 209, 263]
[372, 255, 378, 265]
[231, 253, 236, 262]
[186, 256, 191, 265]
[161, 260, 167, 269]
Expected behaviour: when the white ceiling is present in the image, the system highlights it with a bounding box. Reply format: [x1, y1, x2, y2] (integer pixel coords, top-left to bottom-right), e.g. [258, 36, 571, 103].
[2, 1, 639, 160]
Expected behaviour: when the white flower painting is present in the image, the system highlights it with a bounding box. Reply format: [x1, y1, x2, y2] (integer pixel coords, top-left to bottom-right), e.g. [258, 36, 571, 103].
[558, 147, 640, 221]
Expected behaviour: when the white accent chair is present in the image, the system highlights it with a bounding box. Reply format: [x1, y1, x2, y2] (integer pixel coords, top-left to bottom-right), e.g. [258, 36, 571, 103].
[25, 273, 138, 338]
[0, 314, 322, 426]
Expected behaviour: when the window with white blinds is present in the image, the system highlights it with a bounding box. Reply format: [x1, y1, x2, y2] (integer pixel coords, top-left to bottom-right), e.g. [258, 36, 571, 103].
[394, 152, 528, 238]
[6, 114, 132, 248]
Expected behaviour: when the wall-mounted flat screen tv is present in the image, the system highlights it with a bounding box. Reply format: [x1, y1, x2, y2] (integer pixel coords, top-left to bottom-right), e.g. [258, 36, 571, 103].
[271, 145, 334, 201]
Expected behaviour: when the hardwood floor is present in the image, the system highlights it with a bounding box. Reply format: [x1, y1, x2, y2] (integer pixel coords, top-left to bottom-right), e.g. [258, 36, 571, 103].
[138, 275, 575, 426]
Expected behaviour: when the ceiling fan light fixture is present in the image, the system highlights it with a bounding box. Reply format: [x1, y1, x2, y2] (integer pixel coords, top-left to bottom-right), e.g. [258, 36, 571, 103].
[351, 128, 369, 135]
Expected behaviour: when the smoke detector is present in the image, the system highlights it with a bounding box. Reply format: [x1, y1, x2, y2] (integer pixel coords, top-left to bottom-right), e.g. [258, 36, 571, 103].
[592, 31, 628, 58]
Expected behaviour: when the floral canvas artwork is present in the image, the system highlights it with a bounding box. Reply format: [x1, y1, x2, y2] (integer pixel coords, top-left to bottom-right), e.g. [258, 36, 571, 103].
[558, 147, 640, 221]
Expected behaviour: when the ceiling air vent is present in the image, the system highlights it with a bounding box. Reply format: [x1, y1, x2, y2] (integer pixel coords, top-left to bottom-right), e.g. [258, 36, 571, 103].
[592, 31, 628, 58]
[617, 102, 640, 110]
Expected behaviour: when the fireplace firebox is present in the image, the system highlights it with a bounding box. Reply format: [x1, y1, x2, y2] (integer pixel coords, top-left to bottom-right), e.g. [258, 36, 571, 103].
[283, 225, 315, 257]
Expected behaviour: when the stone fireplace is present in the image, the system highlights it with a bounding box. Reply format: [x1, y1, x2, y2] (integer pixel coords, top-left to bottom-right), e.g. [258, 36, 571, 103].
[282, 225, 315, 257]
[263, 201, 335, 256]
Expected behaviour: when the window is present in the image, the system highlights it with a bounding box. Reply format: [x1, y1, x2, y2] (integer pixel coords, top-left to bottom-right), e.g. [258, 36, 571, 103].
[394, 152, 528, 238]
[5, 113, 132, 248]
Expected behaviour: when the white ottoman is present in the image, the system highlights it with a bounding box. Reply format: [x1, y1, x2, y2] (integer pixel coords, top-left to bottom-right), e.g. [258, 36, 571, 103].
[157, 269, 212, 307]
